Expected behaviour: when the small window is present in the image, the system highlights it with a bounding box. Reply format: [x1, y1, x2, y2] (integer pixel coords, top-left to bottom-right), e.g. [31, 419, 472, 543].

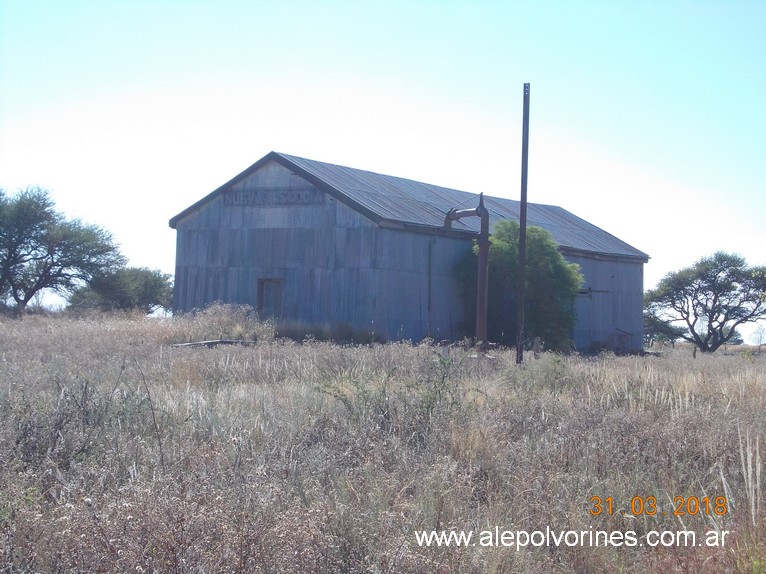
[257, 278, 283, 319]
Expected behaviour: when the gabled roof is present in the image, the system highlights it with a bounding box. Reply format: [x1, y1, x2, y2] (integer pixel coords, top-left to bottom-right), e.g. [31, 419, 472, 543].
[170, 151, 649, 262]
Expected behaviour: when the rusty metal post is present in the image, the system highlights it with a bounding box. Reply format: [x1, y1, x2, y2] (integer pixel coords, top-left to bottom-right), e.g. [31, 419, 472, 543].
[444, 193, 490, 347]
[516, 83, 530, 365]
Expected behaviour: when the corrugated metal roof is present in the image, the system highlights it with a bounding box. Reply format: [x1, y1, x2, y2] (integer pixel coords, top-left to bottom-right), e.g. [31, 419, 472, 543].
[169, 151, 648, 261]
[276, 152, 649, 261]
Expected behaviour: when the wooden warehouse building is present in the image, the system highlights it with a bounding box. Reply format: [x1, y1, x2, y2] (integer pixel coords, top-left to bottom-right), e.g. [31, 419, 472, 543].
[169, 152, 649, 352]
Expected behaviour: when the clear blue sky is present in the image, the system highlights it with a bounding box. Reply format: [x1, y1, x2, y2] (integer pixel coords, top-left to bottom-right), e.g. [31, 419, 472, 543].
[1, 1, 764, 335]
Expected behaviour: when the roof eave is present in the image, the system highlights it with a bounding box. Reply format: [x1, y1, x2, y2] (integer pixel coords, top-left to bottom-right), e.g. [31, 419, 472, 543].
[376, 222, 651, 258]
[558, 246, 650, 263]
[378, 219, 478, 239]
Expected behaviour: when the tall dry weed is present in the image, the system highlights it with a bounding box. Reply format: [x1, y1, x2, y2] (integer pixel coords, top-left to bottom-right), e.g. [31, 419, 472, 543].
[0, 311, 764, 572]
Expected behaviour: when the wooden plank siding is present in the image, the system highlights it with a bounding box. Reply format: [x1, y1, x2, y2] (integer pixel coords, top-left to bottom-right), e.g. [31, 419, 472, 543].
[565, 253, 645, 352]
[172, 159, 470, 341]
[372, 229, 469, 340]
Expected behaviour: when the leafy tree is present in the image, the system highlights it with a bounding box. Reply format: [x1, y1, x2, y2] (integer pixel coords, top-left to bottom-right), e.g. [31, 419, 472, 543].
[645, 252, 766, 353]
[643, 311, 686, 347]
[722, 327, 743, 346]
[457, 220, 583, 350]
[68, 267, 173, 314]
[0, 186, 125, 314]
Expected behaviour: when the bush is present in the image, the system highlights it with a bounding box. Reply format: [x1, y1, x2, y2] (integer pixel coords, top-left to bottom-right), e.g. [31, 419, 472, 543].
[168, 302, 275, 343]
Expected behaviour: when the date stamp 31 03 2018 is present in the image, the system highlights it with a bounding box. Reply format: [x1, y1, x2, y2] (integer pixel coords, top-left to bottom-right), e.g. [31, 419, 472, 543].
[589, 495, 728, 517]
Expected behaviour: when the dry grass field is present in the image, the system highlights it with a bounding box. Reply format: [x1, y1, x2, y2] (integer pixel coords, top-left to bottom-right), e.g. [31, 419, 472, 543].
[0, 305, 764, 573]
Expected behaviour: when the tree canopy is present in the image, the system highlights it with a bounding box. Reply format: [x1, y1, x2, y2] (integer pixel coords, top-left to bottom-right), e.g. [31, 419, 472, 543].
[0, 186, 125, 314]
[68, 267, 173, 314]
[645, 252, 766, 353]
[457, 220, 583, 350]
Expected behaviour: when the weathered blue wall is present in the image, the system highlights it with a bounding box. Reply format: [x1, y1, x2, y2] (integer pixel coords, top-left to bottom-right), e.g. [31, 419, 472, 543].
[172, 159, 470, 341]
[565, 252, 645, 352]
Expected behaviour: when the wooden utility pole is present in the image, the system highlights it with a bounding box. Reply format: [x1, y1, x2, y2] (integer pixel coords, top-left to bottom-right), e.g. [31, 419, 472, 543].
[516, 83, 530, 364]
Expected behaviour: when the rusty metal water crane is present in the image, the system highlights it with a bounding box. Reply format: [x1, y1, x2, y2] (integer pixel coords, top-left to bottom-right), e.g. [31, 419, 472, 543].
[444, 193, 490, 347]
